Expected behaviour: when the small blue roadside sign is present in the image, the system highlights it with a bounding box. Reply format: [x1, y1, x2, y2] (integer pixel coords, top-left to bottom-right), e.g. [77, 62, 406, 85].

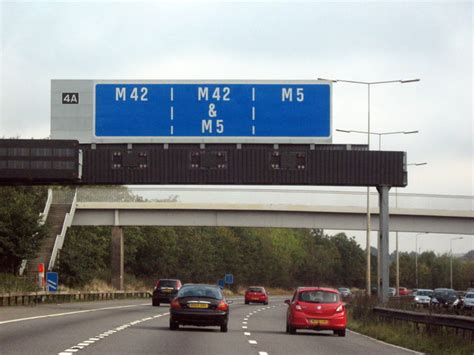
[46, 272, 58, 292]
[218, 279, 225, 289]
[224, 274, 234, 285]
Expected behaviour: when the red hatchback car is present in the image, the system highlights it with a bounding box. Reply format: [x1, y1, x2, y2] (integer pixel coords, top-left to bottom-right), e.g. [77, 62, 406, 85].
[245, 286, 269, 305]
[399, 287, 410, 296]
[285, 287, 347, 336]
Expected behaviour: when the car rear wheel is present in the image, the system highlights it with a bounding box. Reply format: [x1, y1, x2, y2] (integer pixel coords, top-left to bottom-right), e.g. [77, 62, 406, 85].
[220, 323, 228, 333]
[169, 320, 179, 330]
[152, 299, 160, 307]
[264, 301, 268, 305]
[287, 323, 296, 334]
[334, 329, 346, 337]
[245, 300, 249, 305]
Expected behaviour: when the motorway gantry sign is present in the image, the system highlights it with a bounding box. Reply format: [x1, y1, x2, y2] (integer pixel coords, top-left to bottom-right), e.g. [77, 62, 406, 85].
[51, 80, 332, 144]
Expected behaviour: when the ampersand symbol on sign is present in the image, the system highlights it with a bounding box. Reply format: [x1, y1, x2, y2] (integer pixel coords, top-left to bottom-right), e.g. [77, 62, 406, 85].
[208, 103, 217, 118]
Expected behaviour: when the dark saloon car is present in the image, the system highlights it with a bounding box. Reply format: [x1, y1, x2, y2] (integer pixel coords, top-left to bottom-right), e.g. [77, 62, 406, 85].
[152, 279, 182, 306]
[430, 288, 459, 307]
[169, 284, 232, 332]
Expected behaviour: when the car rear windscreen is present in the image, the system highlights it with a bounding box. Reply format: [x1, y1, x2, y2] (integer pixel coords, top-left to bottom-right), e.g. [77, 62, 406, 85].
[178, 286, 223, 300]
[247, 287, 264, 293]
[159, 280, 177, 287]
[298, 291, 339, 303]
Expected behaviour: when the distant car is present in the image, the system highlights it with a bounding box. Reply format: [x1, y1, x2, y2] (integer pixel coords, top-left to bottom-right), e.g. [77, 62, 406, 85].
[413, 289, 433, 306]
[169, 284, 232, 332]
[285, 287, 347, 337]
[152, 279, 182, 306]
[463, 292, 474, 309]
[337, 288, 352, 299]
[431, 288, 459, 307]
[388, 287, 396, 297]
[245, 286, 269, 305]
[399, 287, 410, 296]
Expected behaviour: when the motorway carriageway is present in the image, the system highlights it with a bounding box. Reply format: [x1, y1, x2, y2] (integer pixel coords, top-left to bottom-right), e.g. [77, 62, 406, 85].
[0, 297, 418, 355]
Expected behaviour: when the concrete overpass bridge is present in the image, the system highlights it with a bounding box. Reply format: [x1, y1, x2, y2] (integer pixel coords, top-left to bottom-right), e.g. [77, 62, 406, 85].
[71, 186, 473, 235]
[38, 186, 472, 292]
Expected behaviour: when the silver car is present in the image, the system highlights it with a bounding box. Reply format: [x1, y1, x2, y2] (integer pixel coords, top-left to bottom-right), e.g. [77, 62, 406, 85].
[413, 289, 433, 306]
[388, 287, 396, 297]
[463, 292, 474, 309]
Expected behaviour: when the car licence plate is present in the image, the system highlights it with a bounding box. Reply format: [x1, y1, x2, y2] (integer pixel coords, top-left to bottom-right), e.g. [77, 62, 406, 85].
[252, 297, 259, 300]
[310, 319, 329, 325]
[188, 303, 209, 309]
[162, 289, 172, 293]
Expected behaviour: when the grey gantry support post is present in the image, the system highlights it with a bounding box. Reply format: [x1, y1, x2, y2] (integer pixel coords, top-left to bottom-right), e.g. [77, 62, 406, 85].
[111, 226, 124, 290]
[377, 185, 391, 303]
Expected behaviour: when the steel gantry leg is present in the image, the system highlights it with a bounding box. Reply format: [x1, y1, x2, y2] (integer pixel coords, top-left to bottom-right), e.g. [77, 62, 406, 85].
[111, 226, 124, 291]
[377, 185, 391, 303]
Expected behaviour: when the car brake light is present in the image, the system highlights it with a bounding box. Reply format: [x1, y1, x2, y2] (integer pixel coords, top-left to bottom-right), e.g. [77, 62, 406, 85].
[295, 303, 303, 311]
[170, 299, 181, 309]
[217, 301, 229, 311]
[336, 304, 344, 313]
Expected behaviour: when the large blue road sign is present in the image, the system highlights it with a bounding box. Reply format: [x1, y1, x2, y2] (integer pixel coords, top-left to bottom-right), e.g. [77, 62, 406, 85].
[94, 81, 331, 143]
[46, 272, 58, 292]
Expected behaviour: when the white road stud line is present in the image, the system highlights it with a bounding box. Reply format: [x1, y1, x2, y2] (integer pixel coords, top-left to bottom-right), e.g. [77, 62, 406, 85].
[242, 321, 248, 324]
[58, 312, 168, 354]
[242, 325, 248, 329]
[259, 352, 269, 355]
[244, 318, 248, 320]
[248, 340, 258, 345]
[244, 332, 251, 336]
[0, 303, 149, 326]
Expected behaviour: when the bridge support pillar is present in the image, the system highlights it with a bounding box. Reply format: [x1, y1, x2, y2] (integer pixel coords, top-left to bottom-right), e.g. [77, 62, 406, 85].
[111, 227, 124, 291]
[377, 185, 390, 303]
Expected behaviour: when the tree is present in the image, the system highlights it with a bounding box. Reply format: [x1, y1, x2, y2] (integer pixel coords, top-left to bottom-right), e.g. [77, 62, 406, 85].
[0, 187, 48, 273]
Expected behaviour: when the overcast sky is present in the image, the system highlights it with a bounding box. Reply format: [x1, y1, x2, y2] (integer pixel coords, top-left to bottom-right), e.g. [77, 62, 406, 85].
[1, 1, 472, 254]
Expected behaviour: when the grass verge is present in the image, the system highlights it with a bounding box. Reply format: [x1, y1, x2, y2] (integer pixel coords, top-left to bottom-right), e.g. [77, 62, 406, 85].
[348, 309, 474, 354]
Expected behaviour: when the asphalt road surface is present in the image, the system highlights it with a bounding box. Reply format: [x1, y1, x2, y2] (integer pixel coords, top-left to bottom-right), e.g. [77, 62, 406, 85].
[0, 297, 416, 354]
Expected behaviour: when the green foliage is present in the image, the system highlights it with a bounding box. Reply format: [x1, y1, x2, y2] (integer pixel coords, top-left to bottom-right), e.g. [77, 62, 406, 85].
[56, 227, 112, 287]
[390, 250, 474, 290]
[0, 186, 49, 273]
[52, 223, 474, 291]
[0, 273, 39, 293]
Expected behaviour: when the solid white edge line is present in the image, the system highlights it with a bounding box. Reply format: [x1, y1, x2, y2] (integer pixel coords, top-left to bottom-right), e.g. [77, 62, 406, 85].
[347, 329, 423, 354]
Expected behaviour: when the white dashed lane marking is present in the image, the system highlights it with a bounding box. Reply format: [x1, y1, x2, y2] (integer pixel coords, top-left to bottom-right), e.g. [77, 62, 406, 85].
[240, 301, 288, 355]
[58, 312, 169, 354]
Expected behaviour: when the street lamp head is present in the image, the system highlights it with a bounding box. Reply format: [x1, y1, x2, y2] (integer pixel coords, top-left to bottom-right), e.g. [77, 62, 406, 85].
[318, 77, 337, 83]
[408, 162, 428, 166]
[400, 79, 421, 83]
